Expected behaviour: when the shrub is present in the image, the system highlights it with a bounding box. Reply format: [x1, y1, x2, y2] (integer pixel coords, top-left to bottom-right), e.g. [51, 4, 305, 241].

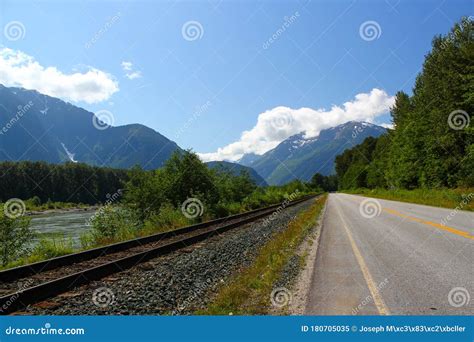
[89, 206, 141, 243]
[0, 213, 34, 266]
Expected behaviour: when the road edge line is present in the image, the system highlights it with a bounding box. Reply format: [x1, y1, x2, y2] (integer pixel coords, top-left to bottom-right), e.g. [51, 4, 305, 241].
[334, 198, 390, 315]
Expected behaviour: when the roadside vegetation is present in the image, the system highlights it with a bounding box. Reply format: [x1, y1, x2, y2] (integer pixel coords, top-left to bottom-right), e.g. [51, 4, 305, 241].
[200, 195, 327, 315]
[342, 188, 474, 211]
[335, 18, 473, 209]
[0, 150, 323, 270]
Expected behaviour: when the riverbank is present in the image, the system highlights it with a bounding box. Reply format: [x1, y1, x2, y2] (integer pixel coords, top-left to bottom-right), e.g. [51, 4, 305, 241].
[27, 206, 98, 216]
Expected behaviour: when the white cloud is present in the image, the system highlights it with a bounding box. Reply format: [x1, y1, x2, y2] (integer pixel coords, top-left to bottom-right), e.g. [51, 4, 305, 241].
[0, 47, 119, 104]
[198, 88, 395, 162]
[121, 61, 142, 80]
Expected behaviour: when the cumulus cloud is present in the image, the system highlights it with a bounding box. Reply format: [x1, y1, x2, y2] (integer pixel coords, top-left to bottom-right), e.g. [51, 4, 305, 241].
[121, 61, 142, 80]
[198, 88, 395, 162]
[0, 47, 119, 104]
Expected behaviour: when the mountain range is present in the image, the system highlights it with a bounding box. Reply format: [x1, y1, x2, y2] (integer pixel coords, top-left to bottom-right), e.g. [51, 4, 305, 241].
[238, 121, 386, 185]
[0, 85, 386, 185]
[206, 161, 268, 186]
[0, 85, 181, 169]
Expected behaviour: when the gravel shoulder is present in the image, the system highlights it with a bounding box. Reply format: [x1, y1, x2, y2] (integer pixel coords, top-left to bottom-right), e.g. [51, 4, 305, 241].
[287, 200, 327, 315]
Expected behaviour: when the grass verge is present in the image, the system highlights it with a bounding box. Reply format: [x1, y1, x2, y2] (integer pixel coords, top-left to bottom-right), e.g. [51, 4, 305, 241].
[342, 188, 474, 211]
[198, 194, 327, 315]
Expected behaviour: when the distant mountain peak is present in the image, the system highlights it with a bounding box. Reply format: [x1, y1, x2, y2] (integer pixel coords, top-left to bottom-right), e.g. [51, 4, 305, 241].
[248, 121, 386, 185]
[0, 84, 182, 169]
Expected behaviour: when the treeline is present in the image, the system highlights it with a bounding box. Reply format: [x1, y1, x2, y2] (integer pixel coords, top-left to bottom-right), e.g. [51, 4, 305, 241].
[123, 151, 316, 221]
[336, 18, 473, 189]
[0, 161, 129, 204]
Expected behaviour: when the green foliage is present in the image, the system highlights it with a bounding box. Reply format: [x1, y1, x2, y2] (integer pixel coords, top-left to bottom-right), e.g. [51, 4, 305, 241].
[89, 205, 141, 244]
[29, 235, 75, 261]
[343, 188, 474, 211]
[309, 173, 338, 192]
[0, 213, 33, 266]
[336, 18, 474, 190]
[143, 204, 192, 234]
[0, 161, 128, 205]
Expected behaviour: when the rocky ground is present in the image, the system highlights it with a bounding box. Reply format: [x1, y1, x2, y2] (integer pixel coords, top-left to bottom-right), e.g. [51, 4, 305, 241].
[23, 200, 313, 315]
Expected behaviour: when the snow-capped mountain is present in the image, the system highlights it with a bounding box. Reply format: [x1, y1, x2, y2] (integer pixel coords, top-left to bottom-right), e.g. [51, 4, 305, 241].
[240, 121, 387, 185]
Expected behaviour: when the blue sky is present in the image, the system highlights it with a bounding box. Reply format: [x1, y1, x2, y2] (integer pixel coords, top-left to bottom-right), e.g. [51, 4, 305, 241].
[0, 0, 471, 160]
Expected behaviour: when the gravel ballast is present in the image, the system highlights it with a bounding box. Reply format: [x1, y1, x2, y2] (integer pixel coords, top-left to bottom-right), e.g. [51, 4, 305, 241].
[23, 200, 313, 315]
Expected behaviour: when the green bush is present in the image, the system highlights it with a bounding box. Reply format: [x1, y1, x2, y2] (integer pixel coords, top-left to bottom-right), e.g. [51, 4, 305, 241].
[143, 204, 191, 234]
[0, 213, 34, 266]
[89, 206, 141, 243]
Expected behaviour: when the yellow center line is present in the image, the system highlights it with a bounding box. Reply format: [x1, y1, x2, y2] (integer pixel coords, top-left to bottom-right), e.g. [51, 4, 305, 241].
[343, 195, 474, 240]
[382, 208, 474, 240]
[334, 200, 390, 315]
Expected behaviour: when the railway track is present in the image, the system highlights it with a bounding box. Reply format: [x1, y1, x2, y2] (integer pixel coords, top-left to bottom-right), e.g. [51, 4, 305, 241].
[0, 195, 316, 314]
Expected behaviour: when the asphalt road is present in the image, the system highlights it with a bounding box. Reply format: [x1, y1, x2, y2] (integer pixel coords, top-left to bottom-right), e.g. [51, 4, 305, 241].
[305, 193, 473, 315]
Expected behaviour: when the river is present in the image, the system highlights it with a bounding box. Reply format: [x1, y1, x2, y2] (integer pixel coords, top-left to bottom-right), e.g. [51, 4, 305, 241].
[29, 210, 96, 247]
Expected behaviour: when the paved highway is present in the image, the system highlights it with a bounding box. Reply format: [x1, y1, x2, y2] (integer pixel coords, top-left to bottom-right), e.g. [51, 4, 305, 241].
[305, 193, 473, 315]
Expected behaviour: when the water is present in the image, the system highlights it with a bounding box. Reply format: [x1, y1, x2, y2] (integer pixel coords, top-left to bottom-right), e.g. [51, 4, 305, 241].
[29, 210, 96, 247]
